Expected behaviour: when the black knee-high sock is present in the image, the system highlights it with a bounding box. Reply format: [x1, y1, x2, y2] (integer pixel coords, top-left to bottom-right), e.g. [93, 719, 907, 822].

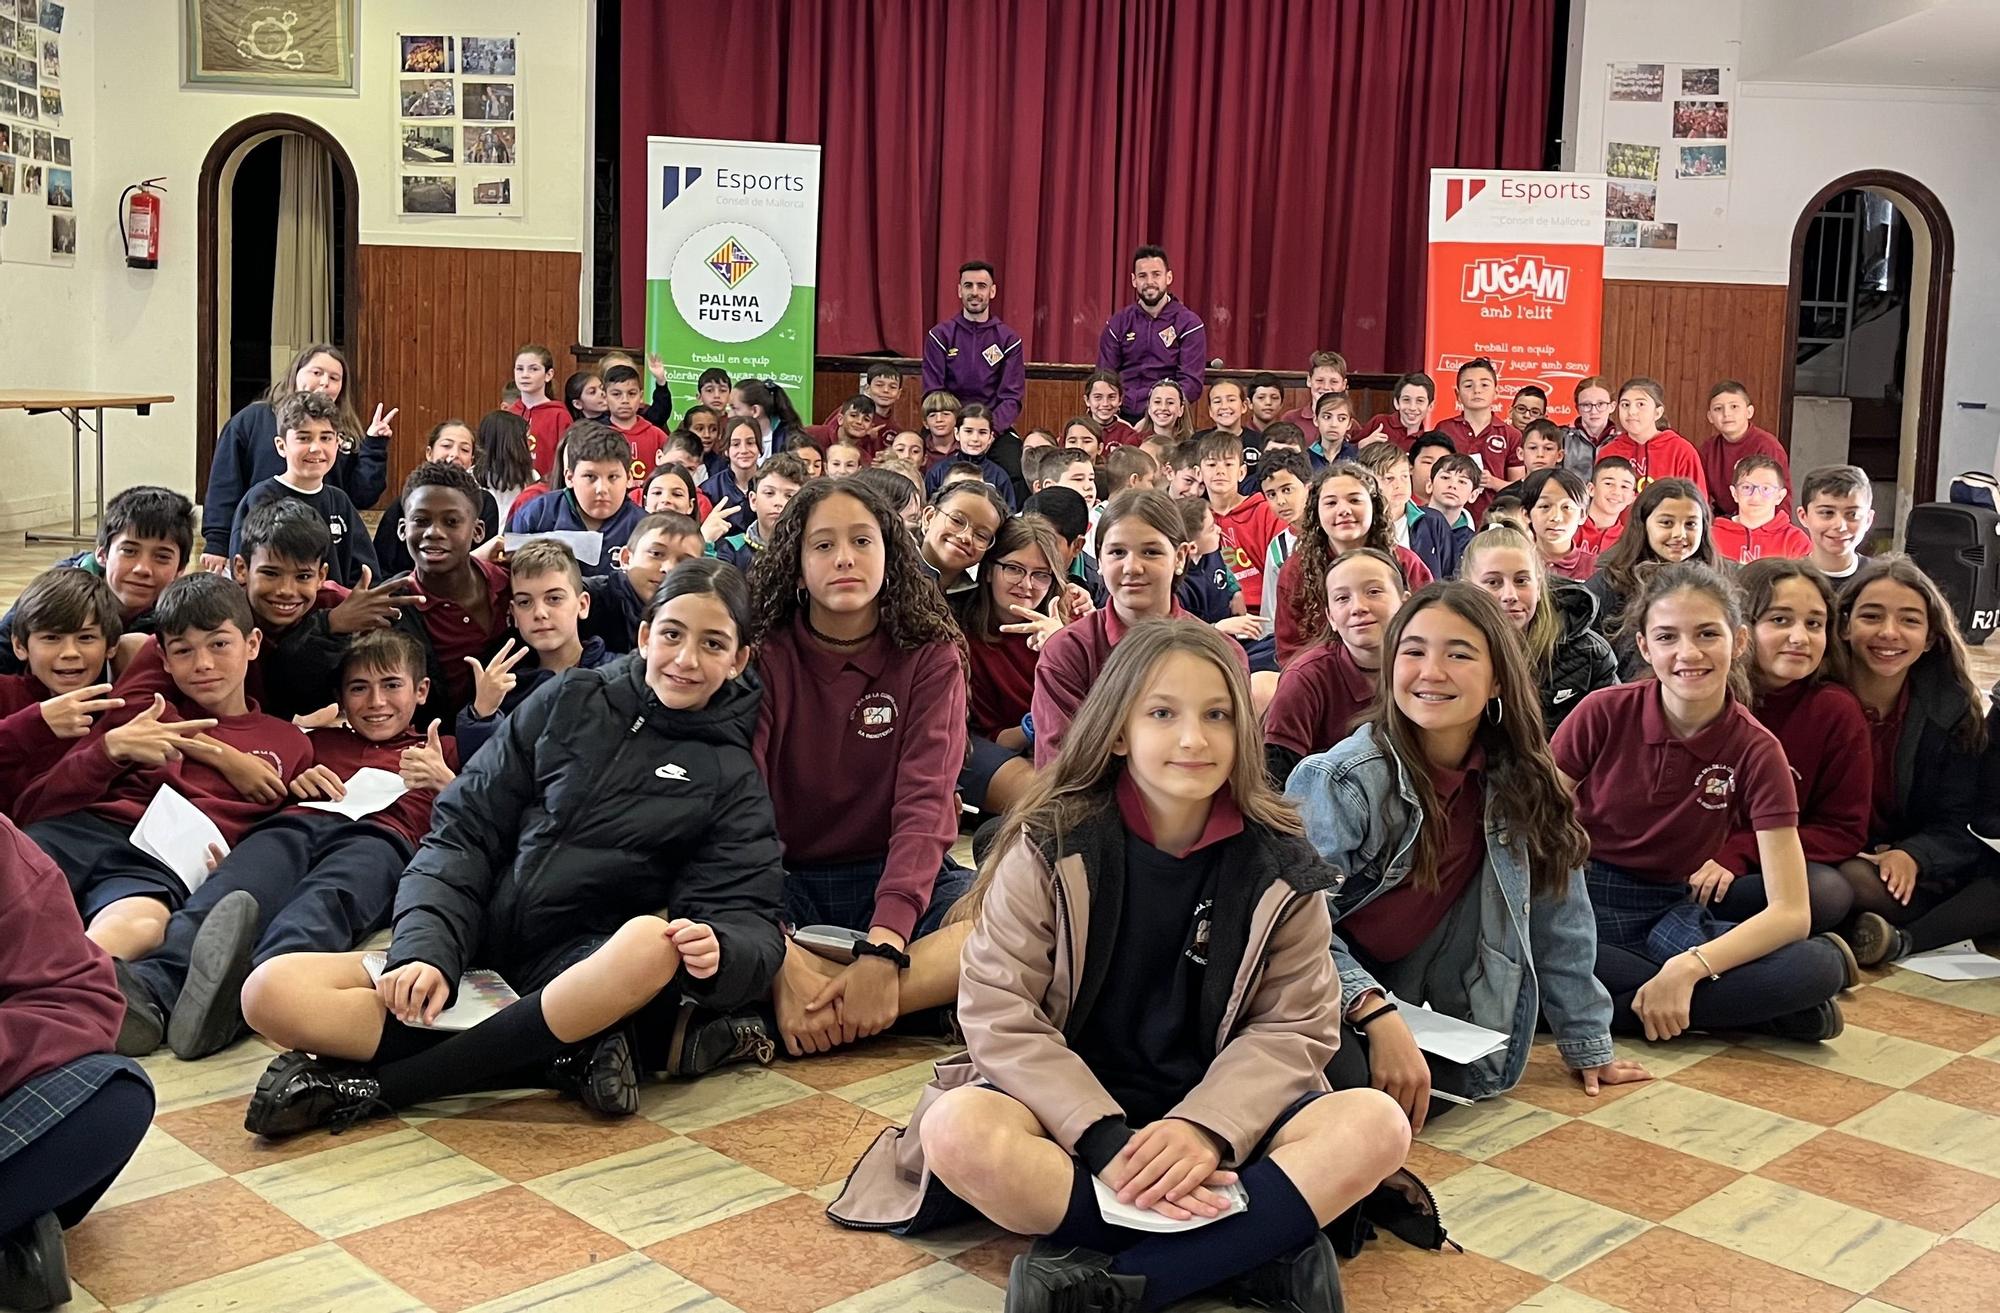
[1110, 1158, 1319, 1312]
[371, 989, 563, 1108]
[1905, 878, 2000, 954]
[1044, 1159, 1143, 1255]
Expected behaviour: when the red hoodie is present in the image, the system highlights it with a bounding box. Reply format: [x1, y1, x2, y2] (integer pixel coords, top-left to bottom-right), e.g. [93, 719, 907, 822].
[508, 398, 574, 479]
[0, 814, 125, 1092]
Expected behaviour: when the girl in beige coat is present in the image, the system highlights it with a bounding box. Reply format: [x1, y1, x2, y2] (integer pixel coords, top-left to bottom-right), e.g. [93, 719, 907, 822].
[830, 621, 1409, 1313]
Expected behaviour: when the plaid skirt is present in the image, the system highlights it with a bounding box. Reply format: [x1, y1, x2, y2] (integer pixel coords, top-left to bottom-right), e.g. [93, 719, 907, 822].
[0, 1053, 149, 1166]
[785, 858, 974, 941]
[1586, 861, 1734, 962]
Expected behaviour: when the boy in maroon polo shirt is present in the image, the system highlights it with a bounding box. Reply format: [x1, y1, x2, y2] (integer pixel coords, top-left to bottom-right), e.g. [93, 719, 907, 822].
[1279, 351, 1348, 430]
[1096, 245, 1208, 417]
[1699, 381, 1791, 517]
[602, 364, 671, 487]
[810, 395, 881, 460]
[19, 574, 312, 962]
[0, 568, 123, 813]
[1084, 370, 1145, 449]
[1361, 372, 1435, 451]
[397, 461, 510, 715]
[1434, 358, 1524, 516]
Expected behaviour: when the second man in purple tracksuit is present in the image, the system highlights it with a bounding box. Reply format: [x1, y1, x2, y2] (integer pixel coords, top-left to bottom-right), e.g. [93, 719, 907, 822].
[1097, 244, 1208, 419]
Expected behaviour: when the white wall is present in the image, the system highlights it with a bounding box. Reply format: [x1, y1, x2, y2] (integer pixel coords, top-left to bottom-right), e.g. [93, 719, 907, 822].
[0, 0, 105, 534]
[0, 0, 592, 531]
[1571, 0, 2000, 493]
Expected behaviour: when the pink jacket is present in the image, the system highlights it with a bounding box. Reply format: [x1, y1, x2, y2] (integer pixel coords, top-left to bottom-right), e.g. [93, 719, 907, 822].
[828, 813, 1339, 1230]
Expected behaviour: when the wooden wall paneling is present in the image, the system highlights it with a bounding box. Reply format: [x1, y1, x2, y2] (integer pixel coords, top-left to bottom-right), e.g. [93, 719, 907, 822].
[355, 245, 582, 504]
[1597, 279, 1788, 455]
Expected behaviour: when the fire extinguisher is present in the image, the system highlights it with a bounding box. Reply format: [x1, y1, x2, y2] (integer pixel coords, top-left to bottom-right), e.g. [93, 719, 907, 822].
[119, 178, 167, 269]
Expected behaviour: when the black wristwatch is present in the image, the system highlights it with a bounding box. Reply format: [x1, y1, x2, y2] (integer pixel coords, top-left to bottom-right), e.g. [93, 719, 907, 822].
[852, 940, 912, 970]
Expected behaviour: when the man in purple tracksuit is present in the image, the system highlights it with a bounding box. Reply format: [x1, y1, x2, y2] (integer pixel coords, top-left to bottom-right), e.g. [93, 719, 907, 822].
[1097, 244, 1208, 419]
[924, 259, 1029, 499]
[923, 260, 1027, 433]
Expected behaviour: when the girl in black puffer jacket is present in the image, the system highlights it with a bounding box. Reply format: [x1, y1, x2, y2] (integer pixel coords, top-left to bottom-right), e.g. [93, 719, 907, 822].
[1460, 526, 1618, 736]
[240, 560, 787, 1139]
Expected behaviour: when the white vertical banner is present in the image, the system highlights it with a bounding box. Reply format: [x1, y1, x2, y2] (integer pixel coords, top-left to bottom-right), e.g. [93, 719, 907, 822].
[644, 136, 820, 393]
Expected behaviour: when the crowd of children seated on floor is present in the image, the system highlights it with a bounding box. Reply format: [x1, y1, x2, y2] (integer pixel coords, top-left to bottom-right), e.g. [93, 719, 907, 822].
[3, 328, 1997, 1313]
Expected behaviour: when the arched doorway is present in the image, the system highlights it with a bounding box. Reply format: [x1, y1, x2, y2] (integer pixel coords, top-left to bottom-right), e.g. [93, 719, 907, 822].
[195, 114, 360, 496]
[1780, 170, 1953, 547]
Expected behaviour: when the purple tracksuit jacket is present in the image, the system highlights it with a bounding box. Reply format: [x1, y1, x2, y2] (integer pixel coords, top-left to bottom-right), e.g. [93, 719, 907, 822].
[922, 314, 1027, 432]
[1097, 296, 1208, 416]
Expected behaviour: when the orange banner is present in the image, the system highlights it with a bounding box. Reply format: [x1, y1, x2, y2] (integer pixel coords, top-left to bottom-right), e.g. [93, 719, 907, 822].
[1424, 171, 1606, 425]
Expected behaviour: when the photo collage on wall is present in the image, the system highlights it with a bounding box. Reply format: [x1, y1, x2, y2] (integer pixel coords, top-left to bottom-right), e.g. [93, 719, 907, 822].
[0, 0, 74, 266]
[1601, 62, 1734, 252]
[396, 33, 521, 218]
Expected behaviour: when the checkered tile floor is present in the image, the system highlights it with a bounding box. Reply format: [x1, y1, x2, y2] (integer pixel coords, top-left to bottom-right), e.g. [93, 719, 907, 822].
[31, 962, 1999, 1313]
[4, 545, 2000, 1313]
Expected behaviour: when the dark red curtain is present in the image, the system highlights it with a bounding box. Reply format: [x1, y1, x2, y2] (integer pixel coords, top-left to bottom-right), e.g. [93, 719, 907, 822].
[620, 0, 1554, 372]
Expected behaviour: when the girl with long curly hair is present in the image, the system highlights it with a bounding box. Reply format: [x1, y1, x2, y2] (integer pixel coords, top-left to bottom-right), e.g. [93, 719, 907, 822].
[1273, 463, 1434, 666]
[1290, 583, 1645, 1128]
[746, 478, 971, 1058]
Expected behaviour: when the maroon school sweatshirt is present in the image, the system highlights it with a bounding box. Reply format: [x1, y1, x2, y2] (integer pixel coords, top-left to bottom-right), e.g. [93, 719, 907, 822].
[0, 814, 126, 1092]
[753, 618, 967, 943]
[1717, 678, 1872, 871]
[299, 725, 461, 849]
[0, 673, 73, 815]
[17, 651, 312, 843]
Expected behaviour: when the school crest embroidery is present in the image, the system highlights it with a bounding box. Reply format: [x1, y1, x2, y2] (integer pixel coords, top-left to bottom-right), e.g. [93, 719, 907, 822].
[853, 692, 899, 740]
[1693, 763, 1736, 811]
[1159, 325, 1178, 348]
[249, 750, 285, 772]
[326, 515, 346, 543]
[981, 344, 1004, 368]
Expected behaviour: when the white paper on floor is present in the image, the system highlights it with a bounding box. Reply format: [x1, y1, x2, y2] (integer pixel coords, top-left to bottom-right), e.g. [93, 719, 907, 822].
[1897, 940, 2000, 981]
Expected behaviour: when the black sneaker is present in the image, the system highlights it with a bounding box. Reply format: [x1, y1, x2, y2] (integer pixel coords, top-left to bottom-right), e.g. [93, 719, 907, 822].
[1005, 1246, 1143, 1313]
[112, 958, 165, 1058]
[1220, 1232, 1345, 1312]
[1848, 912, 1908, 968]
[0, 1213, 69, 1312]
[547, 1028, 640, 1117]
[1759, 997, 1846, 1043]
[169, 890, 261, 1061]
[243, 1050, 389, 1139]
[669, 1008, 776, 1078]
[1818, 932, 1862, 991]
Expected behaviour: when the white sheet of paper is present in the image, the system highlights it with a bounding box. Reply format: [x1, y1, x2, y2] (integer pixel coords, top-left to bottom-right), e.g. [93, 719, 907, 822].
[503, 529, 603, 565]
[298, 767, 410, 821]
[1898, 940, 2000, 981]
[360, 952, 521, 1031]
[131, 785, 229, 896]
[1392, 997, 1511, 1066]
[1093, 1178, 1247, 1233]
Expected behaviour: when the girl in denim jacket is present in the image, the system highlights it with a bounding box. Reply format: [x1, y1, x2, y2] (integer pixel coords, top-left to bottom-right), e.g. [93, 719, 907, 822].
[1288, 582, 1648, 1128]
